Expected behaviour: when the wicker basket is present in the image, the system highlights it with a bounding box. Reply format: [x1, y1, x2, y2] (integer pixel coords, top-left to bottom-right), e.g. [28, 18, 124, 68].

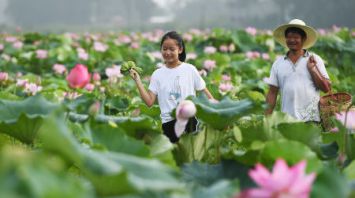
[319, 92, 352, 131]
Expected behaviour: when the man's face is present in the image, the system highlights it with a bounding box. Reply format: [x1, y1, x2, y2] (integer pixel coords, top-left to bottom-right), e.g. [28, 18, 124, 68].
[285, 32, 305, 51]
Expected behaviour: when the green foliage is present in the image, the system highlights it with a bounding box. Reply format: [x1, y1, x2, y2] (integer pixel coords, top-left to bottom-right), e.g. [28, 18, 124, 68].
[0, 95, 58, 144]
[0, 28, 354, 197]
[191, 94, 257, 130]
[38, 110, 183, 196]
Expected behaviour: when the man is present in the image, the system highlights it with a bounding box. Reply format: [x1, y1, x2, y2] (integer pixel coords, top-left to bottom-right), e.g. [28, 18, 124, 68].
[265, 19, 331, 122]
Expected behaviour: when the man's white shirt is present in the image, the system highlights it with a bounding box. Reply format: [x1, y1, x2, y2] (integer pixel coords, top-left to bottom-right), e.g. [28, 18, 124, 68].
[266, 51, 329, 121]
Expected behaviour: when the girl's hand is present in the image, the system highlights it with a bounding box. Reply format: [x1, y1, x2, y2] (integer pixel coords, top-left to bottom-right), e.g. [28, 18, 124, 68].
[129, 69, 141, 82]
[307, 55, 317, 70]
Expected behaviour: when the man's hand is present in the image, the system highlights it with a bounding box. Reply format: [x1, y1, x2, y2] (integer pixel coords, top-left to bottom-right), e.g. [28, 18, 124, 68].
[307, 55, 331, 92]
[307, 55, 317, 70]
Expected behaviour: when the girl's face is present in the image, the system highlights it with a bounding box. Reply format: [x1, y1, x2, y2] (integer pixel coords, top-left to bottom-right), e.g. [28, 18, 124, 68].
[161, 38, 182, 67]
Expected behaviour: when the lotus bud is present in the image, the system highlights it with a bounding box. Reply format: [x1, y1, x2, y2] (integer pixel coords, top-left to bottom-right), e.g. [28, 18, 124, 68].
[66, 64, 91, 89]
[176, 100, 196, 120]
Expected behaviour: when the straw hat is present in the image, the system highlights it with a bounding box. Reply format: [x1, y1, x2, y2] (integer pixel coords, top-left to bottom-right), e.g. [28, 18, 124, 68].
[273, 19, 318, 49]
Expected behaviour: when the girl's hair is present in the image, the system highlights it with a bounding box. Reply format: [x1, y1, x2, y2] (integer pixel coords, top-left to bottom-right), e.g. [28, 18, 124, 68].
[160, 31, 186, 62]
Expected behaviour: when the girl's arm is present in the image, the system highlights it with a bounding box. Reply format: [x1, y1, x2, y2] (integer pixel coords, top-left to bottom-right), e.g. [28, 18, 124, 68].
[130, 69, 156, 107]
[202, 88, 215, 100]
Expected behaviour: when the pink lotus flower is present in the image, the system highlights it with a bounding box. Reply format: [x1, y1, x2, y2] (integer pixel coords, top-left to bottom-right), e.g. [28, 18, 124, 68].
[317, 29, 327, 36]
[245, 27, 257, 36]
[93, 41, 108, 52]
[52, 64, 67, 75]
[5, 36, 17, 43]
[219, 45, 229, 52]
[106, 65, 123, 83]
[219, 82, 233, 92]
[183, 33, 193, 42]
[16, 79, 28, 87]
[142, 32, 160, 43]
[335, 110, 355, 130]
[93, 72, 101, 81]
[77, 48, 89, 61]
[222, 74, 231, 81]
[203, 60, 216, 71]
[237, 159, 316, 198]
[148, 51, 163, 60]
[204, 46, 217, 54]
[65, 33, 80, 40]
[84, 83, 95, 92]
[12, 41, 23, 49]
[130, 42, 140, 49]
[189, 28, 203, 36]
[36, 49, 48, 59]
[117, 35, 132, 44]
[186, 53, 197, 60]
[66, 64, 91, 89]
[246, 51, 261, 59]
[24, 83, 42, 96]
[262, 53, 270, 60]
[0, 72, 9, 82]
[174, 100, 197, 137]
[0, 44, 4, 51]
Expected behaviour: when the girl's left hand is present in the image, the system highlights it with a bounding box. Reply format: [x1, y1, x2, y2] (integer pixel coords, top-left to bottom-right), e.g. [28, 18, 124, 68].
[129, 69, 141, 82]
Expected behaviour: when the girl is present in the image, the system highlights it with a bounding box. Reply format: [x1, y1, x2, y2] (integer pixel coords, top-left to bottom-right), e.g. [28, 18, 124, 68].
[130, 31, 214, 143]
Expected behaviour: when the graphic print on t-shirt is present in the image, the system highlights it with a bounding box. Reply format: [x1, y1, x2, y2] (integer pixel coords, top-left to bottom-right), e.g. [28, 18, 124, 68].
[169, 76, 181, 102]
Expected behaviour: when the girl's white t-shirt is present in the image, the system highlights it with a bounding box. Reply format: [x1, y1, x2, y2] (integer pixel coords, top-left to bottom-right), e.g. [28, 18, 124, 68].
[149, 62, 206, 123]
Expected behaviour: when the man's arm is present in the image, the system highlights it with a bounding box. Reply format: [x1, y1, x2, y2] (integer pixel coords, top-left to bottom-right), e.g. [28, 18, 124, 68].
[307, 55, 331, 93]
[265, 85, 279, 115]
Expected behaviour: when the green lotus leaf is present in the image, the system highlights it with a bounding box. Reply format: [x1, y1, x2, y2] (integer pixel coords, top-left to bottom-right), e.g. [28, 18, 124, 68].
[182, 160, 252, 194]
[0, 95, 59, 144]
[39, 111, 182, 196]
[191, 94, 256, 130]
[311, 166, 350, 198]
[149, 134, 175, 166]
[0, 145, 94, 198]
[231, 30, 258, 52]
[238, 112, 298, 148]
[259, 139, 322, 173]
[105, 96, 130, 112]
[278, 122, 325, 157]
[69, 113, 160, 138]
[279, 122, 338, 160]
[190, 180, 239, 198]
[63, 95, 96, 114]
[87, 121, 150, 157]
